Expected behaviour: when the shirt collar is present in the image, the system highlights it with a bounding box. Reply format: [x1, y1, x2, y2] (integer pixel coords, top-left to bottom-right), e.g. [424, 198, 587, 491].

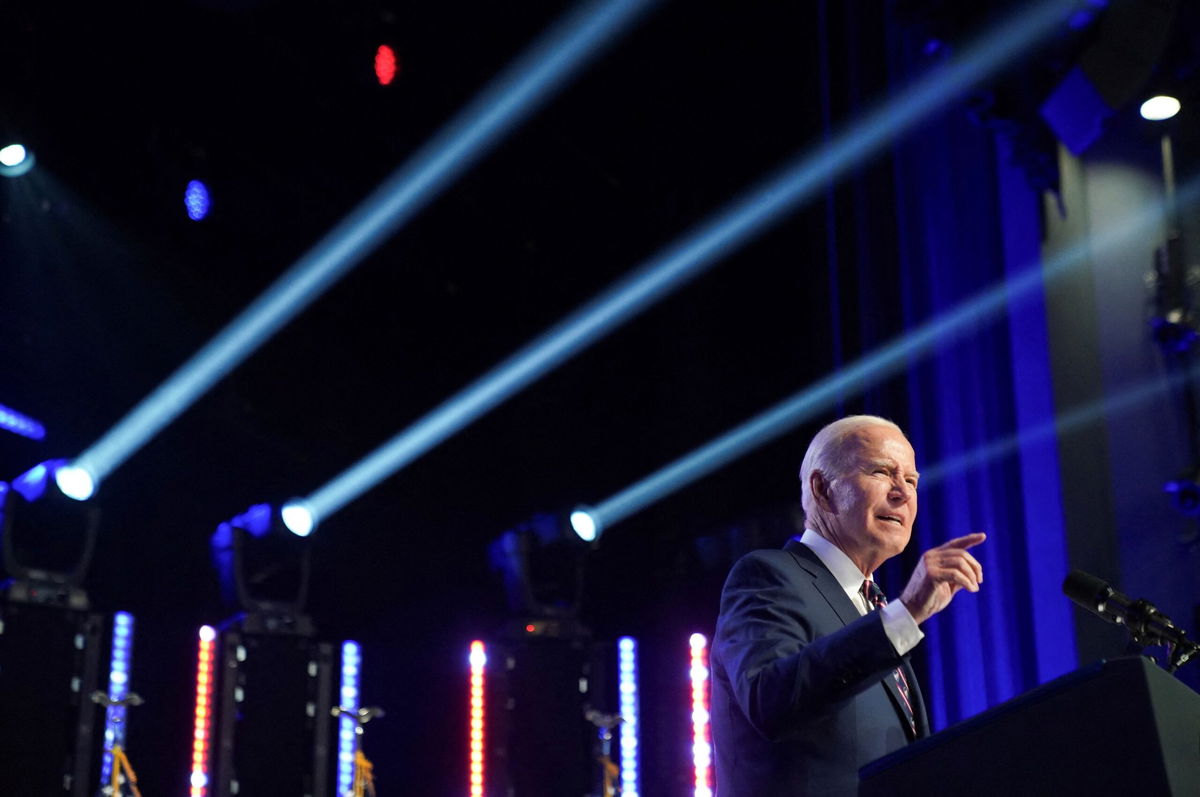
[798, 528, 873, 599]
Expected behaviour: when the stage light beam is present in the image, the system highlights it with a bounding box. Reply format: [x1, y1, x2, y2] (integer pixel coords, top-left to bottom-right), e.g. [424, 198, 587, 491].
[294, 0, 1082, 531]
[580, 178, 1200, 537]
[60, 0, 655, 498]
[0, 402, 46, 441]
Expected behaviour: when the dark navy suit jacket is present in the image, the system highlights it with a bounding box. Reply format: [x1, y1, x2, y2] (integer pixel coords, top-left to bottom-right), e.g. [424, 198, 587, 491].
[711, 540, 929, 796]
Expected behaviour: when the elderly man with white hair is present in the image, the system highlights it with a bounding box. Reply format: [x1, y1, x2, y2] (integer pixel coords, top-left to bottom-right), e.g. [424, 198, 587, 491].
[711, 415, 985, 796]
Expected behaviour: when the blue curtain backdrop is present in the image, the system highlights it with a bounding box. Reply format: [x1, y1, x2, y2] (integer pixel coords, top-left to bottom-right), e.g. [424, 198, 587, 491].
[818, 1, 1078, 731]
[885, 25, 1077, 729]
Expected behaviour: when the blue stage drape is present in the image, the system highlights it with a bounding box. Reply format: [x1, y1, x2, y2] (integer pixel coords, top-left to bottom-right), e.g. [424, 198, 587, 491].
[818, 2, 1078, 730]
[883, 25, 1077, 729]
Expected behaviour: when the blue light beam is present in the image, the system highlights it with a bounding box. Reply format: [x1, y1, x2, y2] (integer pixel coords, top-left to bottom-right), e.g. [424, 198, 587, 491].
[920, 361, 1200, 489]
[581, 179, 1198, 537]
[298, 0, 1084, 529]
[64, 0, 655, 495]
[0, 402, 46, 441]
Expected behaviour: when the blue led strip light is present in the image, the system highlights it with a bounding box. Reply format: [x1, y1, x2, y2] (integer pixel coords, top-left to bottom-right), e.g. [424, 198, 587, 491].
[583, 178, 1199, 535]
[100, 611, 135, 787]
[0, 402, 46, 441]
[338, 641, 362, 797]
[297, 0, 1083, 528]
[65, 0, 654, 494]
[618, 637, 640, 797]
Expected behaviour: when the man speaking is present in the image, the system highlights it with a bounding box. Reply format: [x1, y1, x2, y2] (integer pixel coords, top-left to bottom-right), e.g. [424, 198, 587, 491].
[711, 415, 985, 796]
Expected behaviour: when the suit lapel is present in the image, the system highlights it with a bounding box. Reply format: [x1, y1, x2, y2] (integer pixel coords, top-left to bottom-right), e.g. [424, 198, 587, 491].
[783, 539, 925, 739]
[783, 539, 860, 627]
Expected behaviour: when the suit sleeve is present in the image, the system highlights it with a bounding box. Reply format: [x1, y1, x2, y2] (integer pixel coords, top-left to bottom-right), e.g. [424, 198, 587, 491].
[712, 551, 909, 741]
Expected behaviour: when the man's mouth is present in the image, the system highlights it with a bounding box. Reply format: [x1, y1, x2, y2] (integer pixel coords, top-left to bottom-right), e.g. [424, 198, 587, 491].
[876, 514, 904, 526]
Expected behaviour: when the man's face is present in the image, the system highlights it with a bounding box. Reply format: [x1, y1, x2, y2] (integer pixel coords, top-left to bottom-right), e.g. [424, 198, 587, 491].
[824, 425, 919, 574]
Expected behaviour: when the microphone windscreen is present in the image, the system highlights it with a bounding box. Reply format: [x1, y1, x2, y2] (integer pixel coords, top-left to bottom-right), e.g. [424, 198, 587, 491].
[1062, 570, 1109, 610]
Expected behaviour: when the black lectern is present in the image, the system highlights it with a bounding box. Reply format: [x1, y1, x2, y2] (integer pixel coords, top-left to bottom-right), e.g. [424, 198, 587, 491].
[859, 656, 1200, 796]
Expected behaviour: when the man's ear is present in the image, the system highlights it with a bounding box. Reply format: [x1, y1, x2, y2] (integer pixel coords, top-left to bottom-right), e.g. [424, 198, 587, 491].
[810, 470, 837, 513]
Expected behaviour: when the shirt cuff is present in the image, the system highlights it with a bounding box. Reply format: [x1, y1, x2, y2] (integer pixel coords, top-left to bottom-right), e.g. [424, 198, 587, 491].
[880, 599, 924, 656]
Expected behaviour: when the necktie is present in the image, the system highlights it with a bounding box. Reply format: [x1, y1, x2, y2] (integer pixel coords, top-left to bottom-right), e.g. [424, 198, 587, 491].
[862, 579, 917, 737]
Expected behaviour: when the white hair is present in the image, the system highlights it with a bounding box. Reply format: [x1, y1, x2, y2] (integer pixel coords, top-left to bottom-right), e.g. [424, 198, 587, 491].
[799, 415, 904, 519]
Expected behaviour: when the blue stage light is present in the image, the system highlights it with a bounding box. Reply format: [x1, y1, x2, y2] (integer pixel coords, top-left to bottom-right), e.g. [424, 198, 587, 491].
[581, 178, 1198, 537]
[569, 507, 599, 542]
[294, 0, 1082, 528]
[1140, 95, 1181, 121]
[0, 144, 34, 178]
[0, 402, 46, 441]
[281, 499, 316, 537]
[55, 464, 95, 501]
[0, 144, 26, 166]
[211, 502, 314, 611]
[13, 459, 95, 503]
[62, 0, 653, 499]
[185, 180, 211, 221]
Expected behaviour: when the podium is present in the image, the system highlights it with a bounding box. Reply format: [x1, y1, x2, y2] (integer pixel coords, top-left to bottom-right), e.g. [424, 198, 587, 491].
[859, 656, 1200, 796]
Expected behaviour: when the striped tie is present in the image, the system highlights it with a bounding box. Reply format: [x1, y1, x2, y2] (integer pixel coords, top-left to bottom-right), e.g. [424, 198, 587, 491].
[863, 579, 916, 737]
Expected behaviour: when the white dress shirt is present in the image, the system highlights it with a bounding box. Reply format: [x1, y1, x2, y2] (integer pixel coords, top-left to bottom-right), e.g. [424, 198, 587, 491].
[799, 529, 924, 655]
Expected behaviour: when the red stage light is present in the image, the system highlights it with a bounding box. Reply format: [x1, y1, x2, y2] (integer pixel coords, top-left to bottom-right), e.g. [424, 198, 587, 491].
[374, 45, 398, 86]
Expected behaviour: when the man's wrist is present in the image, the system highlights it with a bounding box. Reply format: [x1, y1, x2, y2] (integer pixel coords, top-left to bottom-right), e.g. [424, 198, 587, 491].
[881, 600, 924, 656]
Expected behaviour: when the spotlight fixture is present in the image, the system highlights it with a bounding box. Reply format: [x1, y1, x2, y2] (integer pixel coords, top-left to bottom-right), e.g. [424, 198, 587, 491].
[569, 506, 600, 542]
[1164, 470, 1200, 517]
[1141, 95, 1182, 121]
[0, 143, 34, 178]
[210, 503, 313, 625]
[55, 463, 96, 501]
[487, 512, 592, 624]
[280, 498, 316, 537]
[0, 460, 101, 608]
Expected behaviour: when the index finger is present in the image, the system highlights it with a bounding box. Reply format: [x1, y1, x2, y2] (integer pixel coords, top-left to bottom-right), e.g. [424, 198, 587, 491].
[940, 532, 987, 550]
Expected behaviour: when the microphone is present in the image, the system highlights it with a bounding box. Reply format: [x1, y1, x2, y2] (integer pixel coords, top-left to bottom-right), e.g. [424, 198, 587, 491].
[1062, 570, 1196, 654]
